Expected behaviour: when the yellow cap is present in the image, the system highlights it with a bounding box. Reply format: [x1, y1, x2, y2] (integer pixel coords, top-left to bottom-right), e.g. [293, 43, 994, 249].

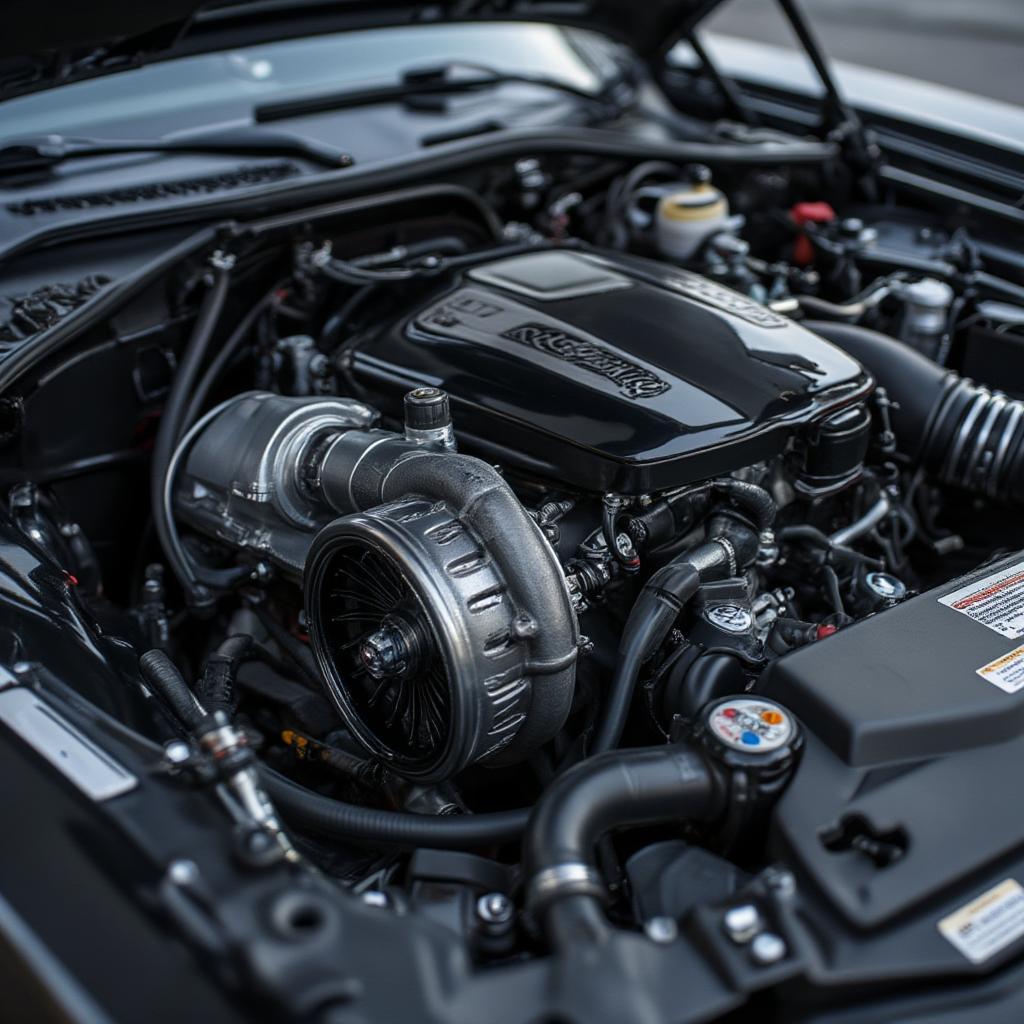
[658, 184, 728, 223]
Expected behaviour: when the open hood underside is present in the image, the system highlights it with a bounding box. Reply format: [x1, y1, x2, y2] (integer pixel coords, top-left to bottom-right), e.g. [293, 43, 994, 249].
[0, 0, 723, 101]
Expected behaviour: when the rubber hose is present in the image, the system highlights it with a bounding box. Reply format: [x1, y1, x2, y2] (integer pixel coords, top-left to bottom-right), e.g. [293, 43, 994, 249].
[150, 267, 230, 605]
[808, 320, 1024, 502]
[590, 531, 759, 756]
[260, 767, 529, 848]
[196, 634, 253, 718]
[805, 321, 947, 460]
[589, 561, 700, 756]
[139, 649, 207, 731]
[181, 287, 276, 430]
[713, 478, 775, 532]
[524, 743, 723, 925]
[603, 499, 639, 570]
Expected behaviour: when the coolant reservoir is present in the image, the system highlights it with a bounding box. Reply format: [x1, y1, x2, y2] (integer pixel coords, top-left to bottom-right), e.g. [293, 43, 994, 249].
[655, 177, 730, 261]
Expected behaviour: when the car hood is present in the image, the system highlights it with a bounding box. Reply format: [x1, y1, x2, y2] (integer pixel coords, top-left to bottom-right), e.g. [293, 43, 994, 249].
[0, 0, 723, 102]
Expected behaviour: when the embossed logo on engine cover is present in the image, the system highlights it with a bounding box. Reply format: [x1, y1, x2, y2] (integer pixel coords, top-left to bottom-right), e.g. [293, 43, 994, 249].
[669, 272, 789, 328]
[500, 323, 670, 400]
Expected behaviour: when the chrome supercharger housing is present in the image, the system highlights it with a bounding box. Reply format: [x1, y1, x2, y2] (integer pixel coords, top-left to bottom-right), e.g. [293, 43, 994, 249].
[174, 391, 579, 784]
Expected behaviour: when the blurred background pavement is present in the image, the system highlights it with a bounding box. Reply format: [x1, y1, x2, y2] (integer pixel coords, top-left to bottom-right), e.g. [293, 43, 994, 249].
[706, 0, 1024, 104]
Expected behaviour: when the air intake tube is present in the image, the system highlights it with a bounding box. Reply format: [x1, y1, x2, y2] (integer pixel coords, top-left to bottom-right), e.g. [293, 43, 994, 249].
[808, 321, 1024, 501]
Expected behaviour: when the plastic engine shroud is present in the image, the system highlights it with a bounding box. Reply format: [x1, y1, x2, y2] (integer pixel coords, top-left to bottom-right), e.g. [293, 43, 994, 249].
[349, 249, 872, 492]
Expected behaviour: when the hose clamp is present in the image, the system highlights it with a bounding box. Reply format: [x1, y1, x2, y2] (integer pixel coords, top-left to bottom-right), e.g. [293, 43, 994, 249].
[713, 536, 738, 577]
[527, 862, 606, 911]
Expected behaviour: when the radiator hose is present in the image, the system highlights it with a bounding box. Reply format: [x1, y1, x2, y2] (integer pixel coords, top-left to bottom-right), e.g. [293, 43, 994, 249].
[524, 743, 725, 940]
[808, 321, 1024, 502]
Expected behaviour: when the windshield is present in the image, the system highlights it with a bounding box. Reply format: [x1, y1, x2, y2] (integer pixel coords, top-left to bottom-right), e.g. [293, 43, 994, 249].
[704, 0, 1024, 105]
[0, 22, 604, 143]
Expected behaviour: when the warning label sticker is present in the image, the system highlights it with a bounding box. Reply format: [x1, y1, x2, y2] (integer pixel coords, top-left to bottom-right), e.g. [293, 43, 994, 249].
[977, 645, 1024, 693]
[939, 879, 1024, 964]
[939, 562, 1024, 638]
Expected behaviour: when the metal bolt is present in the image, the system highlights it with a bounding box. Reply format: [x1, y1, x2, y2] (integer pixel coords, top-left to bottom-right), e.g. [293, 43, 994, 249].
[644, 916, 678, 945]
[766, 869, 797, 901]
[476, 892, 514, 926]
[168, 860, 199, 886]
[359, 622, 409, 680]
[164, 740, 192, 765]
[750, 931, 788, 965]
[249, 562, 273, 584]
[309, 241, 333, 267]
[11, 661, 33, 677]
[209, 249, 236, 271]
[723, 903, 763, 944]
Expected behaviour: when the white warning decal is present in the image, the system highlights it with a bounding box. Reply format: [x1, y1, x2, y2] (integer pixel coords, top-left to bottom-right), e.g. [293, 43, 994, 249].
[938, 879, 1024, 964]
[977, 645, 1024, 694]
[939, 562, 1024, 638]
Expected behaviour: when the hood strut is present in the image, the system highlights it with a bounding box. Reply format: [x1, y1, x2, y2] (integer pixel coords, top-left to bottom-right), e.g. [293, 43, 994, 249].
[776, 0, 881, 198]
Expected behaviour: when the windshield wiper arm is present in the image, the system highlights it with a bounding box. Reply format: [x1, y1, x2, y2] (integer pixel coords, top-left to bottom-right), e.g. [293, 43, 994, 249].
[0, 128, 353, 177]
[255, 61, 621, 124]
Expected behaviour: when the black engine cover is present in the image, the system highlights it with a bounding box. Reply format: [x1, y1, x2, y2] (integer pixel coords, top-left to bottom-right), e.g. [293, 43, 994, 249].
[350, 249, 871, 492]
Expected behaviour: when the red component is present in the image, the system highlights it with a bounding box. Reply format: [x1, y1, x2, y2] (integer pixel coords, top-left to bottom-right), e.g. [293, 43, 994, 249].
[62, 570, 79, 587]
[816, 623, 838, 640]
[723, 707, 738, 718]
[790, 201, 836, 265]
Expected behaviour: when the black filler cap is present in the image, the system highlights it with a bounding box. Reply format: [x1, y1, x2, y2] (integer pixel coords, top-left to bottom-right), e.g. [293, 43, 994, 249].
[404, 387, 451, 432]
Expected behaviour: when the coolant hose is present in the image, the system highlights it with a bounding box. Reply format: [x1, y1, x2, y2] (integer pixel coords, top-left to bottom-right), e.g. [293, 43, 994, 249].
[524, 744, 724, 932]
[139, 649, 208, 731]
[589, 559, 700, 755]
[196, 634, 253, 718]
[589, 518, 761, 755]
[713, 478, 775, 533]
[261, 767, 529, 848]
[808, 321, 1024, 501]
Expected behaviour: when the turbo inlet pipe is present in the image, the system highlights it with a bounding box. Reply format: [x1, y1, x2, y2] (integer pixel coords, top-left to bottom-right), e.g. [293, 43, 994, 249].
[808, 321, 1024, 502]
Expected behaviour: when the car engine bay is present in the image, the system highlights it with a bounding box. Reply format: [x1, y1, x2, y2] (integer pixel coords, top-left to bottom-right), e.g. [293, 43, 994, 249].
[6, 137, 1024, 1021]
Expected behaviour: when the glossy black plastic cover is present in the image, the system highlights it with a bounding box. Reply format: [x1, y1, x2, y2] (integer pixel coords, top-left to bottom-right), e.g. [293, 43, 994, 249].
[350, 250, 872, 492]
[764, 554, 1024, 932]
